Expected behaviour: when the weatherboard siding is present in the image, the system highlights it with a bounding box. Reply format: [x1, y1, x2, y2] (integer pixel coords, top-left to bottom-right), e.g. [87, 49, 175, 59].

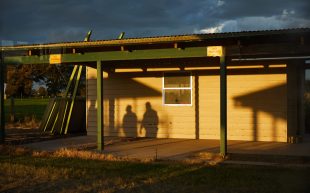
[86, 67, 97, 136]
[86, 65, 287, 142]
[198, 71, 287, 142]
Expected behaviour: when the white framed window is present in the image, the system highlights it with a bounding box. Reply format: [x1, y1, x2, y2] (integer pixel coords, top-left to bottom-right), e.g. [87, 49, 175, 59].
[162, 72, 192, 106]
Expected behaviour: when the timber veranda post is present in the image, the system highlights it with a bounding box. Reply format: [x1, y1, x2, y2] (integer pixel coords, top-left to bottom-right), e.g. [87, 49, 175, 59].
[97, 60, 104, 150]
[0, 50, 5, 144]
[220, 47, 227, 157]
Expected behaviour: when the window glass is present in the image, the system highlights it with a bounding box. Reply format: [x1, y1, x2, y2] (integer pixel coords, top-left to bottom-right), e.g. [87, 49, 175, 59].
[164, 76, 190, 88]
[163, 72, 192, 105]
[164, 89, 191, 104]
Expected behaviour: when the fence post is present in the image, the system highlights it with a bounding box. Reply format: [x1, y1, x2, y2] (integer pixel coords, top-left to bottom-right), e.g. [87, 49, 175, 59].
[0, 51, 5, 143]
[10, 96, 15, 122]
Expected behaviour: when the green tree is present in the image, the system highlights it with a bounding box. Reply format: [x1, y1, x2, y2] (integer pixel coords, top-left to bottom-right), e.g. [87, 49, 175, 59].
[5, 65, 33, 98]
[6, 64, 84, 98]
[44, 65, 73, 96]
[37, 86, 47, 97]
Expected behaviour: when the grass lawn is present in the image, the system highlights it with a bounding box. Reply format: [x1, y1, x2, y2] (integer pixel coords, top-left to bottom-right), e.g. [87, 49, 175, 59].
[0, 147, 309, 193]
[4, 98, 49, 121]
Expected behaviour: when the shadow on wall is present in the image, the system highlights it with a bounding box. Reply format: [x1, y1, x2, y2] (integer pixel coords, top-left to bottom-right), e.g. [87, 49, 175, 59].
[122, 105, 138, 137]
[139, 102, 159, 137]
[103, 76, 164, 138]
[233, 83, 287, 141]
[121, 102, 160, 138]
[88, 66, 287, 140]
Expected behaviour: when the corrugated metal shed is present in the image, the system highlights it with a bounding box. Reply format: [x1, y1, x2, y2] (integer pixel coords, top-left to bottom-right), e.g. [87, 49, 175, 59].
[1, 28, 309, 50]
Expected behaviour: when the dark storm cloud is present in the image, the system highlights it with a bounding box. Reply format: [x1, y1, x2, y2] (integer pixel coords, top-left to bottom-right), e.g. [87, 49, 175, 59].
[219, 0, 309, 18]
[0, 0, 309, 44]
[189, 0, 310, 32]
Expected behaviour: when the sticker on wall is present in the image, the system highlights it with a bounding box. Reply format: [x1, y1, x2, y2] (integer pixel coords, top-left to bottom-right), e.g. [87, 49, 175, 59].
[49, 54, 62, 64]
[207, 46, 223, 57]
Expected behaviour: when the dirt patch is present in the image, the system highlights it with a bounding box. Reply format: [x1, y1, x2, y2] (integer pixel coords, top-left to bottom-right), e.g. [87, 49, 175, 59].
[4, 127, 85, 145]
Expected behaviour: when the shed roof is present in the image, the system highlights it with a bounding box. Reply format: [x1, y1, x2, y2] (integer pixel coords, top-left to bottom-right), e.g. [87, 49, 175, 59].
[1, 28, 310, 51]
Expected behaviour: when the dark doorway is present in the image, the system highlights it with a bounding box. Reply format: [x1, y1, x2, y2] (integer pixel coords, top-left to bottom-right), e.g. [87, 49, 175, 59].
[304, 68, 310, 134]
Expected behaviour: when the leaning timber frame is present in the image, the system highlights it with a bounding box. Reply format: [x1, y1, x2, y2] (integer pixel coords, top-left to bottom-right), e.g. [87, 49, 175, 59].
[1, 28, 310, 155]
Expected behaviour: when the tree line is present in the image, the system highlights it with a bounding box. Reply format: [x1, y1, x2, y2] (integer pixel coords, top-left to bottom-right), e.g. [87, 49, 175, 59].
[5, 64, 85, 98]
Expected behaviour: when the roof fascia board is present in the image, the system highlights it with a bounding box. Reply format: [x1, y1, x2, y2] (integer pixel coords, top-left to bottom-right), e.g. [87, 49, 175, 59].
[4, 47, 209, 65]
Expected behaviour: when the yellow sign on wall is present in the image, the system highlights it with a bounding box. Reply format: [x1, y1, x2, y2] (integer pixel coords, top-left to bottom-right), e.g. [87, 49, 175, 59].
[207, 46, 223, 57]
[49, 54, 62, 64]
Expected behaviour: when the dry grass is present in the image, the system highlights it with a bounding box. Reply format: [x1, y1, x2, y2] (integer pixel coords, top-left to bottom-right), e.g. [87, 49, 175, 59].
[180, 152, 226, 165]
[1, 145, 310, 193]
[0, 145, 150, 162]
[44, 148, 125, 161]
[0, 145, 33, 156]
[6, 114, 41, 129]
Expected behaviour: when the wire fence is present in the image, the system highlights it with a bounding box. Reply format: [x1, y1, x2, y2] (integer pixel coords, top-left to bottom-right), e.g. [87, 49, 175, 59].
[4, 97, 49, 128]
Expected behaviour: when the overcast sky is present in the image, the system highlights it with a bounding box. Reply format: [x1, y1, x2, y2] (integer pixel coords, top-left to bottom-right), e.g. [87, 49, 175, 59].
[0, 0, 309, 45]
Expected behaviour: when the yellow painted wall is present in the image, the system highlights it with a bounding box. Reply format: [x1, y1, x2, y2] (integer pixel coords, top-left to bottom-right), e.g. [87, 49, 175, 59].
[86, 67, 97, 136]
[198, 72, 287, 142]
[86, 65, 287, 142]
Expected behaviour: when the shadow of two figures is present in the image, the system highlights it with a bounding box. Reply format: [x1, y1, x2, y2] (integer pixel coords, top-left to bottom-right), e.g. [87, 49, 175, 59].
[123, 102, 158, 137]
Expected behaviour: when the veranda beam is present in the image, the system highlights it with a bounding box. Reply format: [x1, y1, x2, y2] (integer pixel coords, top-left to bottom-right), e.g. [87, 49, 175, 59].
[97, 60, 104, 150]
[4, 47, 209, 65]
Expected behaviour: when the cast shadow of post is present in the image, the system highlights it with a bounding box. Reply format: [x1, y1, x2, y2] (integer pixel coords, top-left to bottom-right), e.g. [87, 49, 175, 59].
[104, 75, 162, 136]
[233, 83, 287, 141]
[140, 102, 159, 138]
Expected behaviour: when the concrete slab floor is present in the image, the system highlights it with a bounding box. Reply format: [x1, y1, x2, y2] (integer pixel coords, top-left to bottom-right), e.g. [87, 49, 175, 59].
[22, 136, 310, 161]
